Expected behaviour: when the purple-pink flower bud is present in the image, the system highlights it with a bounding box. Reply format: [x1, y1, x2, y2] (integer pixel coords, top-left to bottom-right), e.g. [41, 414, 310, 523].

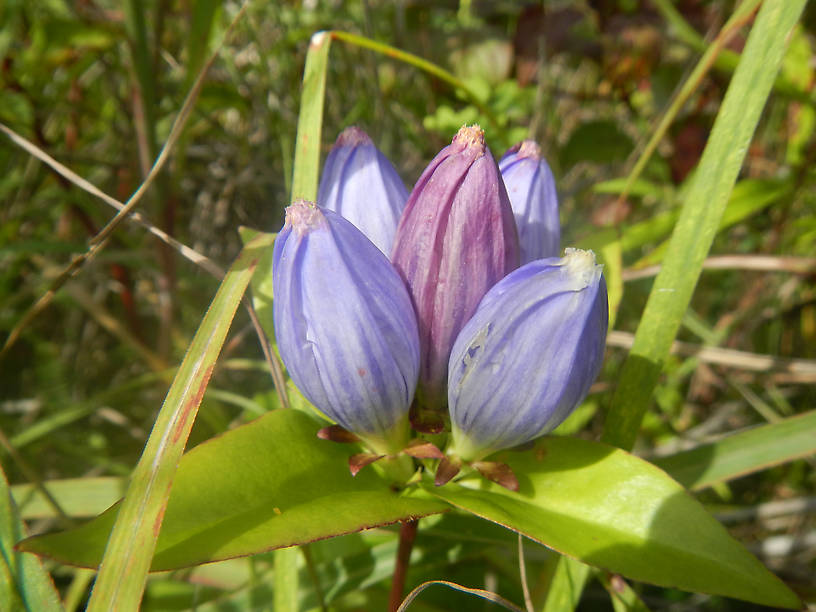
[391, 125, 520, 411]
[318, 126, 408, 255]
[448, 248, 608, 461]
[499, 140, 560, 263]
[273, 200, 420, 454]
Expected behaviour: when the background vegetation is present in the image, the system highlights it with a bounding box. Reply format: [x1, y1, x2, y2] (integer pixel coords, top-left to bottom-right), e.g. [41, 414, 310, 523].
[1, 0, 815, 610]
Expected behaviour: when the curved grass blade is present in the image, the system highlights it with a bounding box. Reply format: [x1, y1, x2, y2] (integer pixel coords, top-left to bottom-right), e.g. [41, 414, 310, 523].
[82, 232, 274, 611]
[329, 31, 496, 126]
[397, 580, 525, 612]
[602, 0, 807, 451]
[654, 410, 816, 491]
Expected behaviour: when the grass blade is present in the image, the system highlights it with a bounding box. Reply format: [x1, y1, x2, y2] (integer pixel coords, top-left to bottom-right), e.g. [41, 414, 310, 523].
[1, 466, 62, 612]
[84, 232, 274, 612]
[291, 31, 332, 202]
[655, 410, 816, 491]
[602, 0, 807, 451]
[540, 557, 591, 612]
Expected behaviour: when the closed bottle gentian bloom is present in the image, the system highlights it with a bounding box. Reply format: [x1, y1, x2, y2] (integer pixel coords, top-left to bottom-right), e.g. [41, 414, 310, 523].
[318, 126, 409, 255]
[391, 125, 520, 411]
[499, 140, 560, 263]
[273, 200, 420, 454]
[447, 248, 608, 462]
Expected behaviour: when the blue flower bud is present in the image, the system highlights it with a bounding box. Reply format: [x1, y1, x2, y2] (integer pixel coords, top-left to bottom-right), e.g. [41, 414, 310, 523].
[273, 200, 420, 454]
[318, 126, 409, 255]
[448, 248, 608, 461]
[499, 140, 560, 263]
[391, 125, 520, 411]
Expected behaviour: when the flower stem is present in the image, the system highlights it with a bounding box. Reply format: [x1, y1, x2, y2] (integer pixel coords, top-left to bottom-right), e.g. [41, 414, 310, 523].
[389, 518, 419, 612]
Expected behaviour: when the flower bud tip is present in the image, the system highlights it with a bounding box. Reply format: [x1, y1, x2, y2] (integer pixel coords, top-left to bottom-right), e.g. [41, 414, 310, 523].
[335, 126, 372, 147]
[453, 124, 485, 150]
[516, 139, 542, 160]
[562, 248, 602, 289]
[285, 200, 324, 236]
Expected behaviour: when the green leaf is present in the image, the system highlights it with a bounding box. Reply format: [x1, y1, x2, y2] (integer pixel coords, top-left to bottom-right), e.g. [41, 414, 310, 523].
[602, 0, 807, 451]
[425, 437, 801, 609]
[0, 466, 62, 612]
[18, 410, 448, 572]
[655, 410, 816, 491]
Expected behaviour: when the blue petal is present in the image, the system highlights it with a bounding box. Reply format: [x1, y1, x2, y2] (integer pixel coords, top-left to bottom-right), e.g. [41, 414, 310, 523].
[448, 249, 608, 460]
[499, 141, 560, 263]
[318, 127, 408, 255]
[273, 201, 419, 452]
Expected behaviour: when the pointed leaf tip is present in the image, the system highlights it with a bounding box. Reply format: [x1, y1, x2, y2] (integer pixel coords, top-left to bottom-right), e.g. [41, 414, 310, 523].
[473, 461, 519, 492]
[349, 453, 384, 477]
[404, 439, 444, 459]
[434, 457, 461, 487]
[317, 425, 360, 444]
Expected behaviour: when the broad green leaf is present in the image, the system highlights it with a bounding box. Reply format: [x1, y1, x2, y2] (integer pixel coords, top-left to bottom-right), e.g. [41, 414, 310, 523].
[655, 410, 816, 491]
[0, 466, 62, 612]
[603, 0, 807, 451]
[83, 232, 274, 611]
[425, 437, 801, 609]
[18, 409, 448, 572]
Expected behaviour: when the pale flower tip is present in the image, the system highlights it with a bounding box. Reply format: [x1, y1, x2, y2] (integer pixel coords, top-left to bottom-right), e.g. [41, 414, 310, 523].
[335, 126, 372, 147]
[562, 248, 602, 289]
[285, 200, 324, 236]
[453, 124, 485, 149]
[516, 139, 542, 160]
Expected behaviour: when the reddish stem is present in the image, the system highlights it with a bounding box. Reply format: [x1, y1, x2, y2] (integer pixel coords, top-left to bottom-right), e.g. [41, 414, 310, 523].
[389, 519, 419, 612]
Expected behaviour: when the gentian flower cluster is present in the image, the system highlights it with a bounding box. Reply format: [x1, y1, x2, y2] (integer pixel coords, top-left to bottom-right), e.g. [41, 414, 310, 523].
[273, 125, 608, 470]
